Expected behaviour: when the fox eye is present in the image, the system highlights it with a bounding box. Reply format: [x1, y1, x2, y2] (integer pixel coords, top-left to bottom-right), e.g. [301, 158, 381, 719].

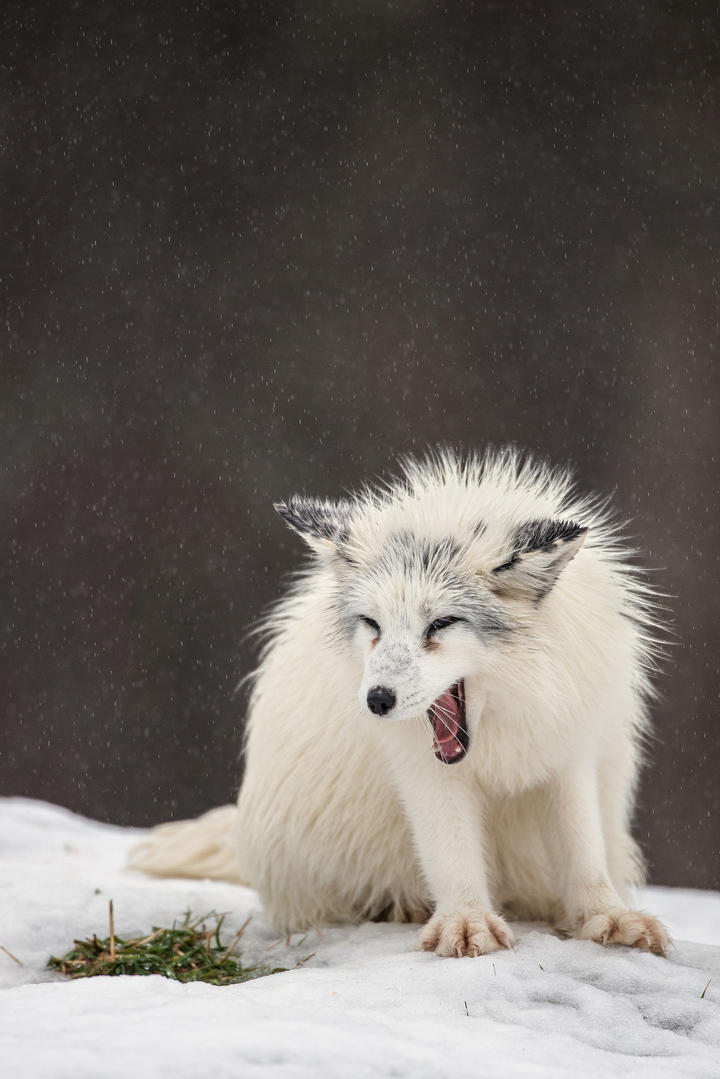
[360, 616, 381, 635]
[426, 616, 463, 639]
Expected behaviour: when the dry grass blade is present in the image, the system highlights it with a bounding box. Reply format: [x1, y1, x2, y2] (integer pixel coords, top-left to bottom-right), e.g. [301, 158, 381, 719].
[221, 915, 253, 961]
[1, 944, 23, 966]
[109, 899, 116, 962]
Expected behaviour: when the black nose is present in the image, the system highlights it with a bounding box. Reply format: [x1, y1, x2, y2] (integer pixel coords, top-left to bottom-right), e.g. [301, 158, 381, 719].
[366, 686, 396, 716]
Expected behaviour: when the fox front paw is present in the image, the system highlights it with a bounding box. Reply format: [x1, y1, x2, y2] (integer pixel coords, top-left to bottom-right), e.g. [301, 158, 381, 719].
[420, 907, 515, 958]
[575, 910, 670, 956]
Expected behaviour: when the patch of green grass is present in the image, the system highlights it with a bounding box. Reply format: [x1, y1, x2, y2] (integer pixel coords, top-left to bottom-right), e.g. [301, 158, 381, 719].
[48, 903, 296, 986]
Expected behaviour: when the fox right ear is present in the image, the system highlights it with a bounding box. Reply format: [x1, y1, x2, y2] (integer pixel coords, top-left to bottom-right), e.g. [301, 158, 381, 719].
[274, 497, 351, 555]
[490, 518, 587, 601]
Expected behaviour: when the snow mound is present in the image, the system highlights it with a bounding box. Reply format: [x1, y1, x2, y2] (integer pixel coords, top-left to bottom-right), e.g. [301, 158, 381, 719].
[1, 798, 718, 1078]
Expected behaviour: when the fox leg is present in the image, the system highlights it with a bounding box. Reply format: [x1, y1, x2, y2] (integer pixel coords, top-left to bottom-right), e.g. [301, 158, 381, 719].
[385, 749, 513, 958]
[548, 762, 668, 955]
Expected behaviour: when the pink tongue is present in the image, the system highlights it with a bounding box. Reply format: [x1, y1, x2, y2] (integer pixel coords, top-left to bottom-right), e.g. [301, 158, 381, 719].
[429, 689, 460, 745]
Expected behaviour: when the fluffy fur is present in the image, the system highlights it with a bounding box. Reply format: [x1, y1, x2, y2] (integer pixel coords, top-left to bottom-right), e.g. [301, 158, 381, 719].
[129, 448, 669, 957]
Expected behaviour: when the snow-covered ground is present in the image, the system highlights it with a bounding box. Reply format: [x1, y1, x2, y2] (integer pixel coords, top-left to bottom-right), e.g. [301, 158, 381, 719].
[1, 798, 718, 1078]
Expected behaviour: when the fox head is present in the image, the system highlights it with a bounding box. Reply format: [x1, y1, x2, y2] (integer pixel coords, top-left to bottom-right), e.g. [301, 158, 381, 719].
[273, 451, 590, 764]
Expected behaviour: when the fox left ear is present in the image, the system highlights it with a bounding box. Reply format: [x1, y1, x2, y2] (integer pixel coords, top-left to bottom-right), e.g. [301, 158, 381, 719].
[490, 518, 587, 601]
[274, 496, 351, 556]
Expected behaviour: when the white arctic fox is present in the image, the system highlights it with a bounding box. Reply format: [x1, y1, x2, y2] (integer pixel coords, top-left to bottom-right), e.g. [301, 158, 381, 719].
[129, 449, 669, 957]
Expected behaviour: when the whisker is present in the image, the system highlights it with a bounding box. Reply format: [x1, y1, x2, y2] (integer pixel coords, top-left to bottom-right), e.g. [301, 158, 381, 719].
[333, 686, 470, 752]
[433, 712, 469, 744]
[429, 700, 470, 741]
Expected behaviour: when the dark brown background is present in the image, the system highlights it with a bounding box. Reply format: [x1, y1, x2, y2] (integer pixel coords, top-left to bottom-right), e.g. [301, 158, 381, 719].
[2, 2, 718, 888]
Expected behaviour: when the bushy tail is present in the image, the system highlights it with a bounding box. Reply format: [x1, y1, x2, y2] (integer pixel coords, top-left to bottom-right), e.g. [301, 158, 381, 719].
[127, 804, 246, 883]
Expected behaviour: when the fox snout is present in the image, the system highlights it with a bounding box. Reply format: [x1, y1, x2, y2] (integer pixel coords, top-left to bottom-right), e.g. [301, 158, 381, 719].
[366, 686, 396, 716]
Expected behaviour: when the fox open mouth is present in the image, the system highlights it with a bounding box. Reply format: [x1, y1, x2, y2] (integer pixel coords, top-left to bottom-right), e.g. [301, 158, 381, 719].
[427, 680, 468, 764]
